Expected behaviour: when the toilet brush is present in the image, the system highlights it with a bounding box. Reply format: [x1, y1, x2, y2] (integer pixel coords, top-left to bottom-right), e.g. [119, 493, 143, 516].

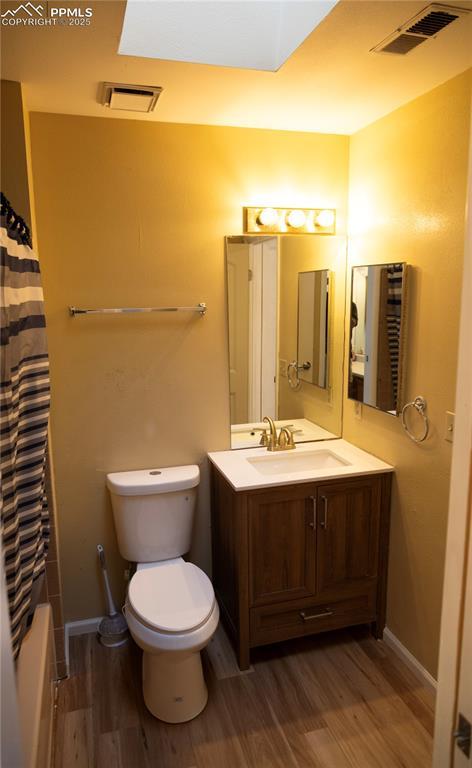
[96, 544, 128, 647]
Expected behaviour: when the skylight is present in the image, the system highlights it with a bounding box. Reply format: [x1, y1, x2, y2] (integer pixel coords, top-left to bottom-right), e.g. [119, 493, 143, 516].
[119, 0, 339, 72]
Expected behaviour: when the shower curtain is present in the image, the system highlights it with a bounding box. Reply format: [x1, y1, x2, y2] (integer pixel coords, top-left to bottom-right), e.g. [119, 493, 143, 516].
[0, 193, 50, 659]
[386, 263, 404, 403]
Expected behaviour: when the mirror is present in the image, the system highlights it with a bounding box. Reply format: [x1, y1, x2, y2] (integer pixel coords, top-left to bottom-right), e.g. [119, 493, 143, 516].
[349, 263, 408, 415]
[225, 234, 346, 448]
[297, 270, 330, 388]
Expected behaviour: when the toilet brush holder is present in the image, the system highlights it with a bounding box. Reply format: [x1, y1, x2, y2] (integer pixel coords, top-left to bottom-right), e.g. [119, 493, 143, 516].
[97, 544, 128, 647]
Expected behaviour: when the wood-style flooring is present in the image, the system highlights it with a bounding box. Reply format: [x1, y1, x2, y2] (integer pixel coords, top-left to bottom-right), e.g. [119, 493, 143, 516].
[53, 625, 435, 768]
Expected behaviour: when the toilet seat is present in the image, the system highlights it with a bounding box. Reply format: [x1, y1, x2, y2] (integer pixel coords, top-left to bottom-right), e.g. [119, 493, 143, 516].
[128, 559, 215, 634]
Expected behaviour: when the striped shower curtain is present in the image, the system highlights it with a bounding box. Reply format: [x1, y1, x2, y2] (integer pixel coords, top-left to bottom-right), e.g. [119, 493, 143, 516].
[386, 263, 404, 404]
[0, 194, 50, 658]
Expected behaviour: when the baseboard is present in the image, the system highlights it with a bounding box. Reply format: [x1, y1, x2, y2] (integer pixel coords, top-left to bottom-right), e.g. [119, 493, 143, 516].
[64, 616, 103, 674]
[383, 627, 437, 691]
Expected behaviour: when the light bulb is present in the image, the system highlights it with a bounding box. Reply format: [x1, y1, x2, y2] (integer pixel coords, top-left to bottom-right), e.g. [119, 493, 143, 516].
[316, 209, 335, 228]
[257, 207, 278, 227]
[286, 209, 306, 229]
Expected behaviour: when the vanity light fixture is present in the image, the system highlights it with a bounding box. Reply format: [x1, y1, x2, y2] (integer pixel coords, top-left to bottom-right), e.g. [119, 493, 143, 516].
[257, 207, 279, 227]
[244, 207, 336, 235]
[286, 209, 306, 229]
[316, 209, 336, 228]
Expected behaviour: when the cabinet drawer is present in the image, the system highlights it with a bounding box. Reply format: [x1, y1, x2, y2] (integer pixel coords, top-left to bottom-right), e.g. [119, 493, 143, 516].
[250, 589, 377, 646]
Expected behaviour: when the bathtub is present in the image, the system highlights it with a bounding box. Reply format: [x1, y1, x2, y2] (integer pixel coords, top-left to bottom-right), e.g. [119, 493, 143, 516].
[16, 603, 55, 768]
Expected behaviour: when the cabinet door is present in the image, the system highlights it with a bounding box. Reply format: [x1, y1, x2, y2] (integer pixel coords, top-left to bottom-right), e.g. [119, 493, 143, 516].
[248, 486, 316, 606]
[316, 478, 381, 597]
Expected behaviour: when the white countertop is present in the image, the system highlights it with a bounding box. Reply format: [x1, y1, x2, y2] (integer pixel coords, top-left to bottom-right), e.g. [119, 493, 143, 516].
[208, 439, 394, 491]
[351, 361, 365, 377]
[230, 418, 336, 449]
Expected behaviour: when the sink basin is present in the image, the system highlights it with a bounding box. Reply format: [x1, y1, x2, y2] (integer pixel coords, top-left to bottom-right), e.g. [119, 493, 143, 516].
[247, 449, 350, 476]
[208, 439, 394, 491]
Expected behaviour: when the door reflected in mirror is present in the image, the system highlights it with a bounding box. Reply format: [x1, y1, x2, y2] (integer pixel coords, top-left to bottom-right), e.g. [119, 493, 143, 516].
[225, 235, 346, 449]
[349, 263, 408, 415]
[226, 236, 278, 426]
[297, 270, 330, 389]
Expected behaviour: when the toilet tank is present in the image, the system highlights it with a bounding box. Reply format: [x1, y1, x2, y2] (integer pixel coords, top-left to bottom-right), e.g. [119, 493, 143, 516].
[106, 465, 200, 563]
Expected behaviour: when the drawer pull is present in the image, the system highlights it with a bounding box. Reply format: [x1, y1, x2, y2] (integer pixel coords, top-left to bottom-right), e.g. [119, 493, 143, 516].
[299, 608, 333, 621]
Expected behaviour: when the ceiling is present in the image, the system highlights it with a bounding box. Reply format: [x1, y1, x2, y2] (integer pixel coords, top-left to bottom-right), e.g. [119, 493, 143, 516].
[1, 0, 471, 135]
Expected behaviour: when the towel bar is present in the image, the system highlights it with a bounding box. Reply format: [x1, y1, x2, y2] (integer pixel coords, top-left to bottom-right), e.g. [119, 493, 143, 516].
[69, 302, 207, 317]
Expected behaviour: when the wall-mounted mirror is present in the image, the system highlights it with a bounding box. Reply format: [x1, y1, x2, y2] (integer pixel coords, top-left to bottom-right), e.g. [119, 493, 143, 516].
[225, 234, 346, 448]
[349, 263, 408, 415]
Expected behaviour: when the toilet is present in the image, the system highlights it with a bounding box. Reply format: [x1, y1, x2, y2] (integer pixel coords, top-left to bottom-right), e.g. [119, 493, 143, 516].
[106, 465, 219, 723]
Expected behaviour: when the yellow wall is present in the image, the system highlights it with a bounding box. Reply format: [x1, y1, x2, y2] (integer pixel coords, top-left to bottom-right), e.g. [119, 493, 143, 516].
[345, 70, 471, 676]
[1, 79, 31, 225]
[29, 72, 470, 676]
[29, 114, 349, 621]
[278, 235, 346, 435]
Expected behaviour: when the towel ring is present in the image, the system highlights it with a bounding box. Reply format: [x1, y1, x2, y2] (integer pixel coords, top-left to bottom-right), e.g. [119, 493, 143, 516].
[401, 396, 429, 443]
[287, 361, 311, 390]
[287, 361, 302, 390]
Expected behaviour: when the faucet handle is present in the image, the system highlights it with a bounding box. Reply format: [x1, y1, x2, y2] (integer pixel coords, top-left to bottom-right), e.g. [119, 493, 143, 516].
[259, 429, 269, 447]
[287, 429, 296, 448]
[279, 426, 296, 450]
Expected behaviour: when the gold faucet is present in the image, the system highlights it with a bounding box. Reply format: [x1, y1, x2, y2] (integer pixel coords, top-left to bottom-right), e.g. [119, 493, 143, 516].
[279, 426, 296, 450]
[263, 417, 296, 451]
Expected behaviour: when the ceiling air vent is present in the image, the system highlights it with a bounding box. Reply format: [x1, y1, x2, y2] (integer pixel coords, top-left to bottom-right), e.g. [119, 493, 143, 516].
[371, 3, 471, 55]
[99, 83, 163, 113]
[380, 34, 428, 55]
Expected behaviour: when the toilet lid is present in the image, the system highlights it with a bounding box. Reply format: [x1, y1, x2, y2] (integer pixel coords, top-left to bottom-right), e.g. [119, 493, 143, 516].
[128, 560, 215, 633]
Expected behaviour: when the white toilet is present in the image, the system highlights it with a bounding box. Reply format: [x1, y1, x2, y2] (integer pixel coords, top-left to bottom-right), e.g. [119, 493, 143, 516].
[106, 465, 219, 724]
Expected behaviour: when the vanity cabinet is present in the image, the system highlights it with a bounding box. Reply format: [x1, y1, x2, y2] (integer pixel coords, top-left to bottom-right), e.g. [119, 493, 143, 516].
[248, 485, 316, 606]
[315, 478, 381, 597]
[210, 466, 391, 670]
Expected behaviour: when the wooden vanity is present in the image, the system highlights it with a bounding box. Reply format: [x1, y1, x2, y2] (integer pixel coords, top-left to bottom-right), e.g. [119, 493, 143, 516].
[210, 456, 392, 670]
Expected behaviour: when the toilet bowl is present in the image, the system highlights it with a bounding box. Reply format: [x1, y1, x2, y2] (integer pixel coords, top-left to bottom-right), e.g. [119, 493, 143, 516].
[125, 558, 219, 722]
[106, 465, 219, 723]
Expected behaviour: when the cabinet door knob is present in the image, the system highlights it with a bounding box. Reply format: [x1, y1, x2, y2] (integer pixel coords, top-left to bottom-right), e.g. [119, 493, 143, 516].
[307, 496, 316, 528]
